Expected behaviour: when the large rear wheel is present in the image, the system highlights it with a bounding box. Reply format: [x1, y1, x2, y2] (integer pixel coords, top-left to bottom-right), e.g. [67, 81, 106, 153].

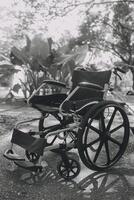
[78, 101, 130, 171]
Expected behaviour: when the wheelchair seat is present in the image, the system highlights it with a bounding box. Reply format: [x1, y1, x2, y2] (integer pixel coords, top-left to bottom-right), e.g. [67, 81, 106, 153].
[30, 93, 67, 113]
[29, 69, 111, 114]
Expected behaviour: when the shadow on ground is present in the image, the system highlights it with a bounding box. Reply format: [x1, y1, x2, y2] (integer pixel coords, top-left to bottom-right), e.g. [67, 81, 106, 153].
[0, 100, 134, 200]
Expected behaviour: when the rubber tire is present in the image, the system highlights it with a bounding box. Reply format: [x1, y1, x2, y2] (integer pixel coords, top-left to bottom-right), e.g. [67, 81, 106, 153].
[57, 157, 80, 180]
[77, 101, 130, 171]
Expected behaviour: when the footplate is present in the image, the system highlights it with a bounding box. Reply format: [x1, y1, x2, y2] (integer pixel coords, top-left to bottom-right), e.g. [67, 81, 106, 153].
[11, 128, 47, 155]
[14, 160, 43, 172]
[3, 149, 25, 161]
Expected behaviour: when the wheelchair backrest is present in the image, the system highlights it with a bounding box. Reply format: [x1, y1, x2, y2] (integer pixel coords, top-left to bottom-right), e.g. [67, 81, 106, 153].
[60, 69, 112, 115]
[71, 69, 111, 89]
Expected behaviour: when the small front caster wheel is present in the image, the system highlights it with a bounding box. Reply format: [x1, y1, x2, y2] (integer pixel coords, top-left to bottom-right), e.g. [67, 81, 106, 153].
[25, 151, 40, 163]
[57, 158, 80, 180]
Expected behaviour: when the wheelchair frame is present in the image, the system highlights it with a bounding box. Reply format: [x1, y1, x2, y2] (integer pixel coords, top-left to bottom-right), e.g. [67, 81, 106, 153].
[3, 68, 131, 180]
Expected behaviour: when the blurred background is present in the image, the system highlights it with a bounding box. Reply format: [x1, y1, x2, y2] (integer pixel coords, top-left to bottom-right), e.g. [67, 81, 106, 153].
[0, 0, 134, 101]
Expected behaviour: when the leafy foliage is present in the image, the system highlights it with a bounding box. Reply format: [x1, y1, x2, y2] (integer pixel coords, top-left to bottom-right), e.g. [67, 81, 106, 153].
[2, 0, 134, 99]
[9, 34, 88, 98]
[111, 1, 134, 89]
[0, 64, 20, 87]
[112, 1, 134, 62]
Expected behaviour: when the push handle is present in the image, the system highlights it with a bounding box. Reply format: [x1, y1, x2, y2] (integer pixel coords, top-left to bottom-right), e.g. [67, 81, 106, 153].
[113, 67, 126, 80]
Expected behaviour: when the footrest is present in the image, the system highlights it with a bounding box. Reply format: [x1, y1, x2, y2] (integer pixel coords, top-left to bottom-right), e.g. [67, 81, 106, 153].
[3, 149, 25, 161]
[11, 129, 46, 155]
[14, 160, 42, 172]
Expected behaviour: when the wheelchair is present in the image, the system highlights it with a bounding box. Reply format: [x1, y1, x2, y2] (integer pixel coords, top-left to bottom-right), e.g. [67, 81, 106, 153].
[3, 68, 130, 180]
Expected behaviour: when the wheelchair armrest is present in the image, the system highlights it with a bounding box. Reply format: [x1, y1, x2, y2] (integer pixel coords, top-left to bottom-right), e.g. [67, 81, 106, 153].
[78, 82, 103, 90]
[43, 80, 67, 88]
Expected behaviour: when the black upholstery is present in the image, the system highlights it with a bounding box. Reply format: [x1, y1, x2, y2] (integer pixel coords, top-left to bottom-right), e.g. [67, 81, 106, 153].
[67, 69, 111, 102]
[72, 69, 111, 89]
[30, 69, 111, 113]
[11, 129, 45, 155]
[30, 93, 67, 113]
[61, 69, 111, 114]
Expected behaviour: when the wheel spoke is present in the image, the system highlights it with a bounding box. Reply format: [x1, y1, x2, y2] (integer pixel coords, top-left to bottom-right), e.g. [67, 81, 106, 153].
[104, 141, 111, 164]
[61, 169, 68, 176]
[106, 108, 117, 131]
[100, 113, 106, 131]
[71, 165, 77, 169]
[110, 124, 124, 134]
[93, 141, 103, 163]
[108, 136, 122, 146]
[70, 168, 76, 174]
[85, 138, 100, 149]
[89, 125, 102, 135]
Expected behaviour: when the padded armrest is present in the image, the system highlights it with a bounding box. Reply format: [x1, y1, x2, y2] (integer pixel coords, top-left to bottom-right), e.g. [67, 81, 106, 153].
[43, 80, 67, 88]
[78, 81, 103, 90]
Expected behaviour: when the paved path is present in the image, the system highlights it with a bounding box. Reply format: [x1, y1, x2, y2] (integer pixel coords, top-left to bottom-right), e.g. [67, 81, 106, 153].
[2, 129, 134, 200]
[0, 98, 134, 200]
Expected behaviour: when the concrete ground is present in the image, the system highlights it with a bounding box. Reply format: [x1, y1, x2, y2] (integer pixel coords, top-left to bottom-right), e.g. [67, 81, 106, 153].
[0, 96, 134, 200]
